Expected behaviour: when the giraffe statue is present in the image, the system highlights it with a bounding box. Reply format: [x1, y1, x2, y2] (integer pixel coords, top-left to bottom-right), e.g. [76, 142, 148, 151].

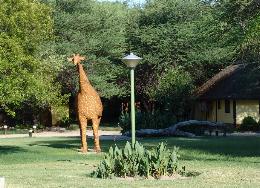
[68, 54, 103, 153]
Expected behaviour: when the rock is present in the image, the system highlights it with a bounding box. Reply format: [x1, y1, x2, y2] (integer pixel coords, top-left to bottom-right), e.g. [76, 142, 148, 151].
[172, 130, 196, 137]
[167, 120, 225, 132]
[136, 129, 164, 137]
[123, 120, 225, 138]
[50, 127, 58, 132]
[59, 128, 66, 133]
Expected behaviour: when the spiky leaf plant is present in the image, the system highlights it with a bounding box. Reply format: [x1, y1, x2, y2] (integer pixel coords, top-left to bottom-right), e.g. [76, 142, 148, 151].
[91, 141, 184, 179]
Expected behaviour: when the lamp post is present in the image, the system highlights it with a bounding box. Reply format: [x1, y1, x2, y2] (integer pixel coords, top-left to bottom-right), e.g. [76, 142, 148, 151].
[3, 125, 7, 135]
[122, 53, 142, 146]
[0, 177, 5, 188]
[29, 129, 33, 138]
[33, 125, 37, 133]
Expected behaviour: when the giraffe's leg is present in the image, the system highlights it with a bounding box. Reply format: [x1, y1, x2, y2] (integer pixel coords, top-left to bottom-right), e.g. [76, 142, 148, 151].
[79, 127, 83, 150]
[79, 116, 87, 153]
[92, 117, 101, 153]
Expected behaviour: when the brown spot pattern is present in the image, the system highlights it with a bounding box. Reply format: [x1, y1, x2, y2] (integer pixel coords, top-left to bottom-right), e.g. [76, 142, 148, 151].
[68, 54, 103, 153]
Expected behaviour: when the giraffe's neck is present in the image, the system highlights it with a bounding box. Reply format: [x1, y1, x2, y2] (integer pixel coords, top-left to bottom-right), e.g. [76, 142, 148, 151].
[77, 63, 90, 92]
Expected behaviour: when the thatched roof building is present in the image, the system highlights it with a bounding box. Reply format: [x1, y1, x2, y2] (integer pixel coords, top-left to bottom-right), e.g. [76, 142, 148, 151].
[197, 63, 260, 100]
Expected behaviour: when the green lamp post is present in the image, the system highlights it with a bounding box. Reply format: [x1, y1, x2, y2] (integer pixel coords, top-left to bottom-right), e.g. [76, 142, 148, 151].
[122, 53, 142, 146]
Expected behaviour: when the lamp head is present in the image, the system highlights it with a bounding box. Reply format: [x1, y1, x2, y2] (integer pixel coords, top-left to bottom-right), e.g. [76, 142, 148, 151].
[122, 53, 142, 68]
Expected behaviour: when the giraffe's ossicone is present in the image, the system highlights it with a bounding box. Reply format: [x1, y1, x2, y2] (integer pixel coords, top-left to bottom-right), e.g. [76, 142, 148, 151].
[68, 54, 103, 153]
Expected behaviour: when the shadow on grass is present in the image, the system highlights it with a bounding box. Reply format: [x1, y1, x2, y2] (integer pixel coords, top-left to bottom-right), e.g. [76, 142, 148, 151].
[29, 137, 80, 149]
[29, 136, 121, 151]
[29, 135, 260, 160]
[0, 146, 27, 155]
[141, 136, 260, 160]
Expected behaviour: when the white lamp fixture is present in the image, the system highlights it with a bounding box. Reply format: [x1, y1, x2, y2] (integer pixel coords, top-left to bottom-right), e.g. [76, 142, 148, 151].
[0, 177, 5, 188]
[122, 52, 142, 69]
[3, 125, 7, 135]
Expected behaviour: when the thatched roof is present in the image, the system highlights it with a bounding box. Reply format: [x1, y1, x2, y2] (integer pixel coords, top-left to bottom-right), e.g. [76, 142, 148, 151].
[197, 63, 260, 100]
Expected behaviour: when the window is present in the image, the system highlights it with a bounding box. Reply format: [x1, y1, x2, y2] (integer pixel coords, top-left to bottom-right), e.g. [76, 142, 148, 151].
[217, 100, 221, 109]
[225, 100, 230, 113]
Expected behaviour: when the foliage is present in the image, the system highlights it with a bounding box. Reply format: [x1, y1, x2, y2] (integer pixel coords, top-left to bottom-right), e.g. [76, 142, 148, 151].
[0, 0, 67, 116]
[152, 68, 194, 115]
[129, 0, 259, 103]
[1, 0, 259, 124]
[214, 0, 260, 61]
[45, 0, 130, 99]
[126, 0, 230, 116]
[118, 112, 131, 132]
[124, 0, 260, 120]
[91, 141, 183, 179]
[67, 124, 79, 130]
[119, 111, 176, 133]
[239, 116, 259, 131]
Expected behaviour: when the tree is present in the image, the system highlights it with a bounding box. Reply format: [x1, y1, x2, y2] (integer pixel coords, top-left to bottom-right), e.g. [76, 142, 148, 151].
[214, 0, 260, 61]
[46, 0, 130, 99]
[126, 0, 211, 113]
[0, 0, 67, 117]
[127, 0, 259, 114]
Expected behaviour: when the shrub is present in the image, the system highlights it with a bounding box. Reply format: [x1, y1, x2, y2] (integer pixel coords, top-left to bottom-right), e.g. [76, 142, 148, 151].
[91, 141, 184, 179]
[119, 111, 176, 133]
[67, 124, 79, 130]
[240, 116, 259, 131]
[118, 112, 131, 133]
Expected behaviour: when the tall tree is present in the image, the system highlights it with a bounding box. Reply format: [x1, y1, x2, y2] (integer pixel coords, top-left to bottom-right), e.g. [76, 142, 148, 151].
[127, 0, 211, 113]
[214, 0, 260, 60]
[0, 0, 66, 116]
[47, 0, 130, 99]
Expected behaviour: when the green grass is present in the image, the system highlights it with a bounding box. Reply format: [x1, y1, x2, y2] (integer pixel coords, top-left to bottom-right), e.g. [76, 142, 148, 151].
[0, 136, 260, 188]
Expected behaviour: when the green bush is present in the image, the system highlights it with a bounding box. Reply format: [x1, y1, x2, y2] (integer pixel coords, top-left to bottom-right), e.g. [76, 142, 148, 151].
[14, 124, 31, 129]
[91, 141, 184, 179]
[67, 124, 79, 130]
[119, 111, 176, 133]
[118, 112, 131, 133]
[240, 116, 259, 131]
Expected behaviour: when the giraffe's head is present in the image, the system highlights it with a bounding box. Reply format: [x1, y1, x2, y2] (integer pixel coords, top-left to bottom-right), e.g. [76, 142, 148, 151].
[68, 54, 86, 65]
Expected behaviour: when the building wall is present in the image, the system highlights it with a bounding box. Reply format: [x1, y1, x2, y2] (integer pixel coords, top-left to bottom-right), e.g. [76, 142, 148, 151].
[194, 101, 218, 122]
[236, 100, 260, 124]
[216, 100, 234, 124]
[209, 101, 216, 122]
[194, 100, 234, 123]
[194, 99, 260, 125]
[194, 101, 208, 121]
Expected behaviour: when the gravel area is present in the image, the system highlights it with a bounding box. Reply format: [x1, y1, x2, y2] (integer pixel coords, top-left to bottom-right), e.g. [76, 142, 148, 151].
[1, 130, 260, 139]
[0, 130, 130, 140]
[228, 132, 260, 137]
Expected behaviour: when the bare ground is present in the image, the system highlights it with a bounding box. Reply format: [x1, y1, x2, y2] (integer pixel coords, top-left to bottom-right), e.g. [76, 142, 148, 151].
[0, 130, 129, 141]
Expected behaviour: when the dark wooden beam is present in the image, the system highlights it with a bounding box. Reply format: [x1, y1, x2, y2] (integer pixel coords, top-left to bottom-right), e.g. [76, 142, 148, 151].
[215, 100, 218, 122]
[233, 100, 237, 127]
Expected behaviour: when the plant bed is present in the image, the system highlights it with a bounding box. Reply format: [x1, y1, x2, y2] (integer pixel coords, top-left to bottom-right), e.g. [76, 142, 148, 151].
[91, 141, 195, 179]
[115, 174, 186, 181]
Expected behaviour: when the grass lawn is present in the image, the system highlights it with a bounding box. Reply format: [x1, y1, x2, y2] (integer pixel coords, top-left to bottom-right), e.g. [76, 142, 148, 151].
[0, 135, 260, 188]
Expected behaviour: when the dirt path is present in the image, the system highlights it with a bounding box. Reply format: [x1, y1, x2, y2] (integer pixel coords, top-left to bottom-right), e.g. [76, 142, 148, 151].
[1, 130, 259, 139]
[0, 130, 129, 140]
